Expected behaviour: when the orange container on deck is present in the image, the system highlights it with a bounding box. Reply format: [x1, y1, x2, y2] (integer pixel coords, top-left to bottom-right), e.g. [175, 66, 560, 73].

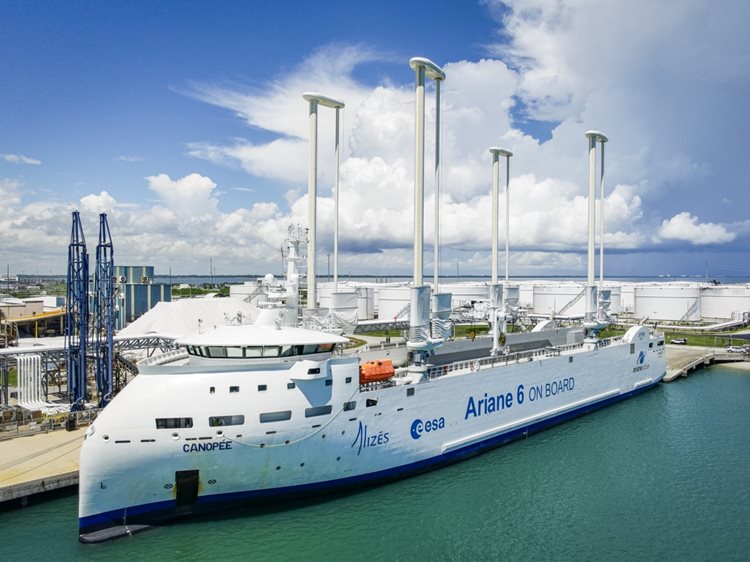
[359, 359, 395, 384]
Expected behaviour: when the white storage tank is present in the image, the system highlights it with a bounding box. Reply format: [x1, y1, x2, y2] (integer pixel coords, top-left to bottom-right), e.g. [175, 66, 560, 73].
[518, 282, 534, 308]
[357, 287, 375, 320]
[700, 285, 750, 320]
[229, 281, 263, 301]
[377, 286, 412, 320]
[619, 284, 636, 314]
[533, 283, 588, 317]
[438, 283, 490, 310]
[634, 284, 701, 321]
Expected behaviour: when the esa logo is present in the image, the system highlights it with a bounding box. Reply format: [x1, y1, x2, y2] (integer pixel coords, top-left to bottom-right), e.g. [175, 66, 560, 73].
[638, 351, 646, 364]
[410, 417, 446, 440]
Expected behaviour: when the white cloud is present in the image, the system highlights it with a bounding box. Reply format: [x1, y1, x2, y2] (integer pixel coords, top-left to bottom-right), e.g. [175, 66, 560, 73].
[657, 212, 735, 245]
[1, 153, 41, 165]
[80, 191, 117, 214]
[116, 155, 144, 162]
[146, 173, 220, 221]
[6, 3, 750, 275]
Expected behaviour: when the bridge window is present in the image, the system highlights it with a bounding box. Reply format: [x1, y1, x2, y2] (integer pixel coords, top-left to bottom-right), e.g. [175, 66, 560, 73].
[260, 411, 292, 423]
[209, 415, 244, 427]
[343, 401, 356, 411]
[156, 417, 193, 429]
[263, 346, 281, 357]
[207, 346, 226, 358]
[226, 346, 243, 358]
[244, 346, 263, 358]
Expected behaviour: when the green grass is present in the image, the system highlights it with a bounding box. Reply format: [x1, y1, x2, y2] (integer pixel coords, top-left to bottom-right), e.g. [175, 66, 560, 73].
[600, 324, 743, 348]
[171, 285, 230, 297]
[7, 367, 16, 386]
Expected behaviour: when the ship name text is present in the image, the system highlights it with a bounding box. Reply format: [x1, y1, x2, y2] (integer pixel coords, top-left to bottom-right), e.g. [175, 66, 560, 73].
[465, 377, 576, 420]
[182, 441, 233, 453]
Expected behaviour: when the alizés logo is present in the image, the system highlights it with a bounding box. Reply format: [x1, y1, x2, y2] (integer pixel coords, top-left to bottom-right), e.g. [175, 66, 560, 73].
[350, 421, 389, 455]
[638, 351, 646, 365]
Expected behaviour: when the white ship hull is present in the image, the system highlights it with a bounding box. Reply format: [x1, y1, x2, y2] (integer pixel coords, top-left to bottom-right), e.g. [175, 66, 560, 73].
[79, 326, 665, 541]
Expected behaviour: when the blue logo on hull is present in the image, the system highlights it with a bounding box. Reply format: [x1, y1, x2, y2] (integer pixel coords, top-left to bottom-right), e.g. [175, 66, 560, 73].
[410, 417, 445, 440]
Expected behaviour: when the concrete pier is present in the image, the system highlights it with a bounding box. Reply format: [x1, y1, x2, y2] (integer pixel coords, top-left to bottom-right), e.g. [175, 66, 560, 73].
[664, 345, 747, 382]
[0, 426, 87, 505]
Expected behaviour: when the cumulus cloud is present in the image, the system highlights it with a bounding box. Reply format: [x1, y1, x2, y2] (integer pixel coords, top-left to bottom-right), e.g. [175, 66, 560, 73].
[80, 191, 117, 213]
[146, 173, 220, 221]
[1, 153, 41, 165]
[657, 212, 735, 245]
[6, 2, 749, 275]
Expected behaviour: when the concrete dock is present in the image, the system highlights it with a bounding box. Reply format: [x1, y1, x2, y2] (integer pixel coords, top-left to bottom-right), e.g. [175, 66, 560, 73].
[664, 345, 748, 382]
[0, 426, 87, 505]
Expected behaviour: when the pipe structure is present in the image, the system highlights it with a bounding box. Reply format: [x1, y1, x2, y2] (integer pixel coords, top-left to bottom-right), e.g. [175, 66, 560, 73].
[490, 149, 501, 285]
[502, 150, 513, 297]
[584, 130, 608, 326]
[302, 92, 345, 310]
[598, 137, 607, 298]
[409, 57, 445, 289]
[433, 76, 443, 293]
[334, 105, 342, 293]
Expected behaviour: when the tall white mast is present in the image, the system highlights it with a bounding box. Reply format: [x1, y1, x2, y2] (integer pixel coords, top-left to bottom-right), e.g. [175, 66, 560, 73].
[433, 75, 443, 293]
[489, 147, 512, 355]
[598, 138, 607, 297]
[409, 57, 445, 289]
[584, 130, 608, 330]
[302, 92, 345, 310]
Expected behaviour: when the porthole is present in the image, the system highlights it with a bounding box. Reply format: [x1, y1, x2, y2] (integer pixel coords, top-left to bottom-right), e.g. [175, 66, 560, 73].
[276, 466, 281, 470]
[171, 433, 179, 440]
[102, 435, 110, 442]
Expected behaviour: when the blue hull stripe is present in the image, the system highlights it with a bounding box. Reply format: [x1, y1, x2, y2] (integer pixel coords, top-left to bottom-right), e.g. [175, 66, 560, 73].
[80, 380, 662, 533]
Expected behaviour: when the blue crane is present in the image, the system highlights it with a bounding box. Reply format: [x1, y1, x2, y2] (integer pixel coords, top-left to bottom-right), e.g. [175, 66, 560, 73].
[94, 213, 115, 406]
[66, 211, 89, 411]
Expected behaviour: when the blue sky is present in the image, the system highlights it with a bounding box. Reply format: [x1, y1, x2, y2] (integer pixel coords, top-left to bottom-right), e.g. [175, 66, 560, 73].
[2, 1, 749, 278]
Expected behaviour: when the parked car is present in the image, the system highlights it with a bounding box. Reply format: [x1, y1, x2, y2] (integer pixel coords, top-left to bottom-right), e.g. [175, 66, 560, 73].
[726, 346, 745, 353]
[670, 338, 687, 345]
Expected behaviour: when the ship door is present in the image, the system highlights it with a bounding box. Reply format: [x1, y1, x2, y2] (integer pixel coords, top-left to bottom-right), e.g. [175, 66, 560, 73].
[175, 470, 200, 508]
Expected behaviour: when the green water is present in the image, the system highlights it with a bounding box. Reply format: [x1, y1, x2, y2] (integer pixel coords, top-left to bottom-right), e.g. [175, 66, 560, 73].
[2, 367, 748, 561]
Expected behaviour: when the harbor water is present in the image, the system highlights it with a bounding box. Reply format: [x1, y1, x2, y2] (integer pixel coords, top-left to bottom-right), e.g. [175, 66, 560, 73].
[2, 366, 748, 561]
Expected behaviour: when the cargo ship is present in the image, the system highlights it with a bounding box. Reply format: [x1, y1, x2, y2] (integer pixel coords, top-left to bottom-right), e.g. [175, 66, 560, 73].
[78, 57, 666, 542]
